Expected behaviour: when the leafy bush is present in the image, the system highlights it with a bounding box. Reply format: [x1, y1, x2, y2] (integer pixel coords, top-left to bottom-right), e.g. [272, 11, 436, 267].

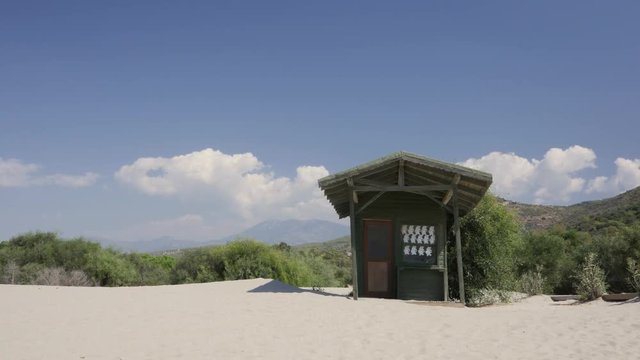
[575, 253, 607, 301]
[172, 247, 224, 284]
[299, 255, 342, 288]
[171, 239, 326, 287]
[297, 246, 351, 287]
[127, 253, 175, 285]
[221, 239, 314, 286]
[85, 249, 138, 286]
[519, 265, 545, 295]
[518, 233, 573, 293]
[627, 258, 640, 293]
[450, 194, 523, 301]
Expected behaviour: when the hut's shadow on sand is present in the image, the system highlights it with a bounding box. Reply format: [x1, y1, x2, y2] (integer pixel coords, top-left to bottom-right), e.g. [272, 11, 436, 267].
[248, 279, 346, 298]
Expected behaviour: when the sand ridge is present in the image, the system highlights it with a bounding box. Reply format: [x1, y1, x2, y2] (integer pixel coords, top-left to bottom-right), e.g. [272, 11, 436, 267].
[1, 279, 638, 359]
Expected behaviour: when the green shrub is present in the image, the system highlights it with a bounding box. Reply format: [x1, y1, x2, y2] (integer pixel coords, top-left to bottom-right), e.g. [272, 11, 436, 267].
[575, 253, 607, 301]
[172, 247, 224, 284]
[588, 226, 640, 293]
[627, 258, 640, 293]
[85, 249, 138, 286]
[222, 240, 281, 280]
[518, 233, 573, 293]
[451, 194, 523, 301]
[221, 239, 314, 286]
[519, 265, 545, 295]
[127, 253, 175, 285]
[299, 256, 339, 288]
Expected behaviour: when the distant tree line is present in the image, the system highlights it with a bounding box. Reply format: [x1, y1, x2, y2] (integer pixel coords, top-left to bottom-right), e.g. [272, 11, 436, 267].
[0, 232, 350, 288]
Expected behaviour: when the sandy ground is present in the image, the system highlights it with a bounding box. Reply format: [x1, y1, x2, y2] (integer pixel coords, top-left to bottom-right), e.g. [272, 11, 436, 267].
[1, 279, 638, 360]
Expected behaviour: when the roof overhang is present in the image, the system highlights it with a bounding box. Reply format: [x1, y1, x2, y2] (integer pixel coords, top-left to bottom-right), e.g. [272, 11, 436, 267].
[318, 151, 493, 218]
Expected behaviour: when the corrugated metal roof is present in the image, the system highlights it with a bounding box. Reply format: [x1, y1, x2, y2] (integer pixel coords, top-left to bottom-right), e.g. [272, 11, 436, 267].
[318, 151, 492, 218]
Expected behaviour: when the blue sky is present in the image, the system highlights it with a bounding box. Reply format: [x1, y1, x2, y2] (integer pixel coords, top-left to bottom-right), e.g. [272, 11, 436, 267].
[1, 1, 639, 242]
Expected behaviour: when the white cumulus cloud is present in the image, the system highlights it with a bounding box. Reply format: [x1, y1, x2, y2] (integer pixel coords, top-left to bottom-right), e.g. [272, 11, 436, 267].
[460, 145, 600, 204]
[115, 148, 333, 220]
[0, 157, 98, 188]
[586, 157, 640, 194]
[460, 151, 536, 199]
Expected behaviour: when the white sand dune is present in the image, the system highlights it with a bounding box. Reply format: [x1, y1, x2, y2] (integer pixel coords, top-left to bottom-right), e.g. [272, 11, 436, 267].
[1, 279, 638, 359]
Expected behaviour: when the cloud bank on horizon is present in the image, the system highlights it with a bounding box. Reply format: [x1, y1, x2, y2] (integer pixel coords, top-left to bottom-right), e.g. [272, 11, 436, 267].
[2, 146, 639, 207]
[2, 146, 639, 241]
[108, 146, 640, 210]
[460, 145, 640, 204]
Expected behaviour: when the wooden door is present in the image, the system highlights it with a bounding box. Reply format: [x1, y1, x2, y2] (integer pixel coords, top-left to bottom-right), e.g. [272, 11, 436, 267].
[363, 219, 394, 298]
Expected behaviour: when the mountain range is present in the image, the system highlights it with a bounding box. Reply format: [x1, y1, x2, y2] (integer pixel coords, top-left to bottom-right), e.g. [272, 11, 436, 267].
[98, 186, 639, 252]
[99, 219, 349, 253]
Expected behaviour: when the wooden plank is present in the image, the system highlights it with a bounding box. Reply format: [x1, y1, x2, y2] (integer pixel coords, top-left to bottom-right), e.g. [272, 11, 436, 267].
[453, 187, 465, 305]
[355, 192, 385, 215]
[398, 159, 405, 186]
[354, 185, 451, 192]
[348, 181, 359, 301]
[442, 190, 453, 206]
[358, 179, 451, 211]
[350, 162, 398, 182]
[404, 162, 490, 188]
[355, 178, 394, 187]
[356, 178, 450, 192]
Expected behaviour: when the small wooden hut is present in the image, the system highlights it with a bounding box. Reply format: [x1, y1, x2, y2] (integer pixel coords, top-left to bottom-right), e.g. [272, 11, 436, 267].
[318, 152, 492, 304]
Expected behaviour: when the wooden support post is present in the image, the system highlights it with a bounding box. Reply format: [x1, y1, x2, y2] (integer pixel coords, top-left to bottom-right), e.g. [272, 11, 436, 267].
[443, 226, 449, 301]
[348, 178, 359, 300]
[453, 187, 465, 305]
[398, 159, 405, 186]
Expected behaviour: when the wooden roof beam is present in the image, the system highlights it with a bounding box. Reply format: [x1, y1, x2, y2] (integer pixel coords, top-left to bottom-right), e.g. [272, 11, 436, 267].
[346, 178, 358, 204]
[442, 174, 461, 206]
[398, 159, 405, 186]
[354, 185, 451, 192]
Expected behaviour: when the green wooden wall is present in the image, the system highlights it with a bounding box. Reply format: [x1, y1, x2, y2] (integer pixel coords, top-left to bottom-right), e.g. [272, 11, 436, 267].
[354, 191, 448, 300]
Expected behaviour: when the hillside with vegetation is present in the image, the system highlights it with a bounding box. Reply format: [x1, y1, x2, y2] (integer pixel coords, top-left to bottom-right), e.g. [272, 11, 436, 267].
[501, 186, 640, 232]
[493, 187, 640, 297]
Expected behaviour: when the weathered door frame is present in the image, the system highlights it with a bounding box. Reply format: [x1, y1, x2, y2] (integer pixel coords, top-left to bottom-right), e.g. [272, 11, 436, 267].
[362, 219, 395, 298]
